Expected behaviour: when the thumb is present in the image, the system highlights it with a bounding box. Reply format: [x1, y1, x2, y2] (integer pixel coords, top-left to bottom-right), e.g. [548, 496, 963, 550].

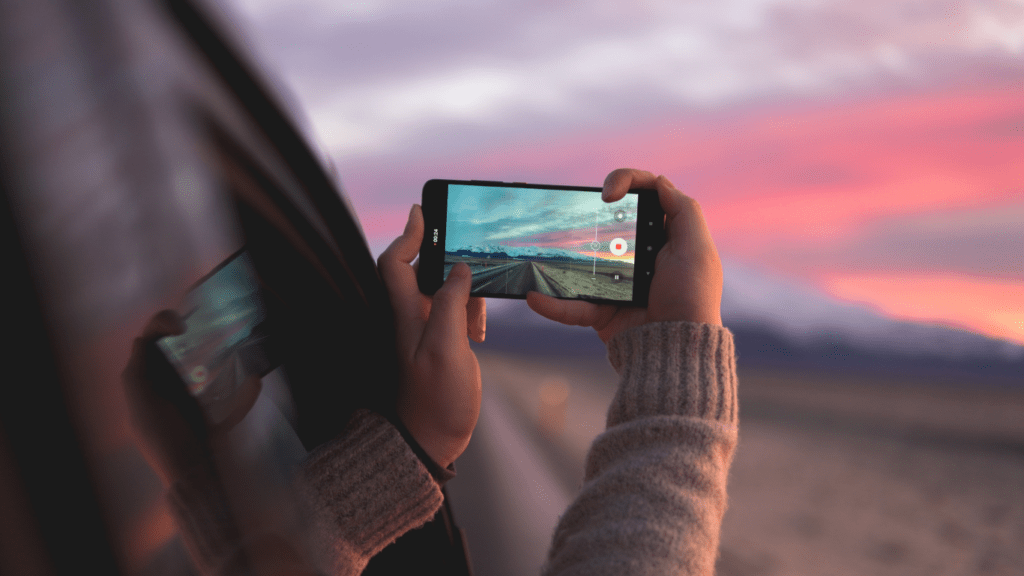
[526, 291, 602, 328]
[422, 263, 472, 350]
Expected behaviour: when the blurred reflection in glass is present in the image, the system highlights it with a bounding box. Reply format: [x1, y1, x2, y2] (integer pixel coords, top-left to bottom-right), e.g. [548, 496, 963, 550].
[124, 246, 317, 573]
[0, 0, 413, 573]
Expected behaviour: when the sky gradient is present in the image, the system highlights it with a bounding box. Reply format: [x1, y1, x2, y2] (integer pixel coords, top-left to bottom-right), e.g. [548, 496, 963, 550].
[224, 0, 1024, 345]
[445, 185, 638, 262]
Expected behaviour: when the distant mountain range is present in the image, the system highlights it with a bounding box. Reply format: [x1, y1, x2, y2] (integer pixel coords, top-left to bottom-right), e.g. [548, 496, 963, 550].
[448, 244, 626, 265]
[720, 263, 1023, 363]
[474, 263, 1023, 387]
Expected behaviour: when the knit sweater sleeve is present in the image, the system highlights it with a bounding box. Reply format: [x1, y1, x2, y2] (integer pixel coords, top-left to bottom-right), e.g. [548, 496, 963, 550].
[165, 409, 444, 576]
[542, 321, 739, 576]
[298, 409, 445, 576]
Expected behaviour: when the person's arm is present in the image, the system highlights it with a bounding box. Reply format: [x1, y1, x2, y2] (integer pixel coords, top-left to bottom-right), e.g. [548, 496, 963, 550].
[123, 312, 269, 575]
[296, 206, 486, 574]
[529, 169, 736, 575]
[127, 211, 483, 575]
[161, 408, 449, 576]
[274, 201, 486, 574]
[377, 204, 486, 469]
[296, 410, 446, 576]
[543, 322, 737, 575]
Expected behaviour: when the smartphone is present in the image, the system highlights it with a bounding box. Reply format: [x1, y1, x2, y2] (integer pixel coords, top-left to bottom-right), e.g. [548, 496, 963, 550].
[418, 179, 666, 305]
[157, 250, 274, 419]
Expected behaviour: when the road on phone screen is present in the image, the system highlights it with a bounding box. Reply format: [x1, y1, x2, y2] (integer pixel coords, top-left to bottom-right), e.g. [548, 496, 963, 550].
[445, 256, 634, 300]
[469, 261, 565, 296]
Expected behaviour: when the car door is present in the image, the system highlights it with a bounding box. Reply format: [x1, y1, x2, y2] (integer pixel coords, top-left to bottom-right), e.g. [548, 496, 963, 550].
[0, 0, 469, 573]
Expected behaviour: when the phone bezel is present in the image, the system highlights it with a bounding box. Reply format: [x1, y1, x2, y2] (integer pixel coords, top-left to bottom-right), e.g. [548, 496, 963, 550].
[418, 179, 665, 306]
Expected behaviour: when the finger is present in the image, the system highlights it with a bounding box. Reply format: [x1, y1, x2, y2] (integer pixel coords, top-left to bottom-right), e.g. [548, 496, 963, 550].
[654, 174, 689, 220]
[378, 204, 423, 267]
[141, 310, 186, 341]
[655, 175, 714, 249]
[422, 263, 473, 352]
[125, 310, 182, 391]
[378, 205, 428, 329]
[128, 310, 186, 384]
[467, 296, 486, 343]
[526, 291, 604, 327]
[602, 168, 658, 202]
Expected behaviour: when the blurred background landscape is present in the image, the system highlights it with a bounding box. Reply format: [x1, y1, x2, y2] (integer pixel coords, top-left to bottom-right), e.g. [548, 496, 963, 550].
[223, 0, 1022, 574]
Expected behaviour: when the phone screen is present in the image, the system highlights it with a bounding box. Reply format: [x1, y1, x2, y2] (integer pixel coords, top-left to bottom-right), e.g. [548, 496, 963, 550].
[157, 251, 272, 402]
[442, 183, 643, 302]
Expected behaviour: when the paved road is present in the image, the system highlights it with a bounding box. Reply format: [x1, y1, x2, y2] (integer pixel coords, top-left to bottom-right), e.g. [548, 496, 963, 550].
[469, 261, 570, 297]
[444, 354, 617, 576]
[445, 386, 573, 576]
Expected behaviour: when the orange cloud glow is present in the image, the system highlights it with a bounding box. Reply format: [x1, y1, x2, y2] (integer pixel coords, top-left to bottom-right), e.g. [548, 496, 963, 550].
[821, 273, 1024, 346]
[350, 83, 1023, 345]
[501, 226, 638, 264]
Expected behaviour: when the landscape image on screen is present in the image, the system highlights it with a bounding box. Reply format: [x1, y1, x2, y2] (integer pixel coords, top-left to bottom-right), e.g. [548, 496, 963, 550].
[444, 184, 639, 300]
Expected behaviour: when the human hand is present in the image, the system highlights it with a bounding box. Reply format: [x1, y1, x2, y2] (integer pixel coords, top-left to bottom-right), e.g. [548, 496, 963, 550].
[527, 168, 723, 343]
[123, 310, 262, 485]
[378, 205, 485, 468]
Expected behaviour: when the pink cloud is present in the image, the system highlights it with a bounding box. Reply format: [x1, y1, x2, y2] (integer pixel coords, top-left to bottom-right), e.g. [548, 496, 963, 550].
[342, 82, 1024, 343]
[502, 222, 636, 247]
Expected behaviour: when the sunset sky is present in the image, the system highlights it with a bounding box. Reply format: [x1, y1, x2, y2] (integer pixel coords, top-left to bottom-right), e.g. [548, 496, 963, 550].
[222, 0, 1024, 345]
[445, 184, 638, 262]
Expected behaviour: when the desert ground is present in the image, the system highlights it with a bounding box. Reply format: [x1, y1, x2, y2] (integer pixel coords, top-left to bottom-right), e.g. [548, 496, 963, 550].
[448, 351, 1024, 576]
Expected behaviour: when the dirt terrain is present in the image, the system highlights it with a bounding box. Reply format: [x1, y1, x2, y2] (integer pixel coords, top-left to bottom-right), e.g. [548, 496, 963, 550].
[459, 352, 1024, 576]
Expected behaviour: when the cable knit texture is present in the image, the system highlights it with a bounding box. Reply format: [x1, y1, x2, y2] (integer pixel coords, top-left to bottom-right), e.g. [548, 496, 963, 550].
[299, 409, 444, 576]
[542, 321, 738, 576]
[167, 320, 737, 576]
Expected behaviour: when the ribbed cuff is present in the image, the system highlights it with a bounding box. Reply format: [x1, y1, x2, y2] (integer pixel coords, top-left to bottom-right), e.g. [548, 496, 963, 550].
[299, 410, 444, 573]
[606, 321, 738, 426]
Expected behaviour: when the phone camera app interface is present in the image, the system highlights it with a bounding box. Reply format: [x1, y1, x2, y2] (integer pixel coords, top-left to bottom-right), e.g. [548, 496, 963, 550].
[444, 184, 639, 301]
